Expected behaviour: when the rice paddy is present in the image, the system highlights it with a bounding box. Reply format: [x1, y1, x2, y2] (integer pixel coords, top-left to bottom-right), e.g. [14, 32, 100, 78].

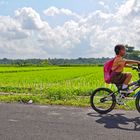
[0, 66, 138, 109]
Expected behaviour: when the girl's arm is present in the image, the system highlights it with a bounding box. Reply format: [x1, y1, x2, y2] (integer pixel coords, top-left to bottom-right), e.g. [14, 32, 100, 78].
[125, 59, 140, 65]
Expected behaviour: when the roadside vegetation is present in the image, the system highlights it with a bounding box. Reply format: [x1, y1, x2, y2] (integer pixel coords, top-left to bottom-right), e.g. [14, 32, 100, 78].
[0, 66, 138, 110]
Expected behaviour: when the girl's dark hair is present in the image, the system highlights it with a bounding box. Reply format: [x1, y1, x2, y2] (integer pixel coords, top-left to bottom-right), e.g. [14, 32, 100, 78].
[114, 44, 125, 55]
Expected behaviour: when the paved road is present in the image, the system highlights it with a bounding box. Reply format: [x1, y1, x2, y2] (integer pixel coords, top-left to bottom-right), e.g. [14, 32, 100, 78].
[0, 103, 140, 140]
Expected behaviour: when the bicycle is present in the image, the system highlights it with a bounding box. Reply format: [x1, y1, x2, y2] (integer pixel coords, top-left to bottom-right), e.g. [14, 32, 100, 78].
[90, 64, 140, 114]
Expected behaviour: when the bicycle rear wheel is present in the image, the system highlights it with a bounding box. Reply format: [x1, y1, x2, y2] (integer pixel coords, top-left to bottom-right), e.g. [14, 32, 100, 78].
[135, 93, 140, 113]
[90, 88, 116, 114]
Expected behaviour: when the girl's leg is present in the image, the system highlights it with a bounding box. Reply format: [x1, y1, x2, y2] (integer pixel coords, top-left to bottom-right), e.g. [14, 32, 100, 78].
[122, 73, 132, 89]
[124, 73, 132, 85]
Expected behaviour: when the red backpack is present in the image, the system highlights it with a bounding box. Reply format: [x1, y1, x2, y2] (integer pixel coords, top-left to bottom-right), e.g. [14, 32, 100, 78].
[104, 58, 115, 84]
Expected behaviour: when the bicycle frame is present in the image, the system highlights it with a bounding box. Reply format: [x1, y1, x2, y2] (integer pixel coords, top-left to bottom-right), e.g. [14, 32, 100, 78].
[126, 65, 140, 98]
[112, 64, 140, 98]
[129, 79, 140, 98]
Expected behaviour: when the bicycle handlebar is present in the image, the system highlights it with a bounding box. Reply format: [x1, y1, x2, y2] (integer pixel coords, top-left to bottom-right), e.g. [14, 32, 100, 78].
[132, 66, 138, 71]
[132, 64, 140, 72]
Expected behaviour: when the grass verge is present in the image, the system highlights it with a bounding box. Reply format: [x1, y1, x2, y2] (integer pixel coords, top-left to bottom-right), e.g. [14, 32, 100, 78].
[0, 93, 137, 110]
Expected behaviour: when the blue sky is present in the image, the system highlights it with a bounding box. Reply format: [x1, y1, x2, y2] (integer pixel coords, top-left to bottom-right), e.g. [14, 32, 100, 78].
[0, 0, 98, 15]
[0, 0, 124, 16]
[0, 0, 139, 59]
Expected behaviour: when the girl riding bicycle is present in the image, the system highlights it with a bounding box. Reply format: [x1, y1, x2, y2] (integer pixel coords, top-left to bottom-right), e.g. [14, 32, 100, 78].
[90, 44, 140, 114]
[110, 44, 140, 93]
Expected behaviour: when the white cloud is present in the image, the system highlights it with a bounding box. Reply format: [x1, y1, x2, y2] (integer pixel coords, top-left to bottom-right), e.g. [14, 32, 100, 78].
[99, 1, 105, 6]
[0, 0, 139, 59]
[99, 1, 109, 10]
[37, 20, 88, 57]
[43, 6, 59, 16]
[0, 16, 29, 40]
[15, 7, 45, 30]
[117, 0, 135, 17]
[44, 6, 81, 19]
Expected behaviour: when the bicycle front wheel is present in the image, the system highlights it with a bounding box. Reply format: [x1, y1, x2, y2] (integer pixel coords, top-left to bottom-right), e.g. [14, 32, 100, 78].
[135, 92, 140, 113]
[90, 88, 116, 114]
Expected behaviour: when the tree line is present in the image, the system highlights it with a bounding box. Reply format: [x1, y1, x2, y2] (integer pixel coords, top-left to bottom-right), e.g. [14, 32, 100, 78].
[0, 46, 139, 66]
[0, 57, 110, 66]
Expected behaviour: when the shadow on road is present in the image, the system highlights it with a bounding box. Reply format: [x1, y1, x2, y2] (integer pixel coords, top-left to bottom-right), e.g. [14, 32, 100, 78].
[87, 112, 140, 131]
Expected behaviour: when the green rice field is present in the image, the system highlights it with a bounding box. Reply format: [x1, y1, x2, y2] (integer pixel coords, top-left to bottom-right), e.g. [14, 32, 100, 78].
[0, 66, 138, 109]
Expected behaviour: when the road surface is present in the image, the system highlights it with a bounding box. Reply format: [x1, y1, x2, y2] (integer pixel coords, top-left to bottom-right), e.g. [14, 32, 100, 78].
[0, 103, 140, 140]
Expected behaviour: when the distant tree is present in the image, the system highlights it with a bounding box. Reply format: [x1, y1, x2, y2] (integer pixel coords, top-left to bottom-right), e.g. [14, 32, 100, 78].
[125, 45, 140, 60]
[41, 60, 48, 66]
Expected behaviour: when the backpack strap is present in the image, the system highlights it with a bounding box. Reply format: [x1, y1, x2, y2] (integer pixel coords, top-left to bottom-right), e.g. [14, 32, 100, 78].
[111, 57, 119, 72]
